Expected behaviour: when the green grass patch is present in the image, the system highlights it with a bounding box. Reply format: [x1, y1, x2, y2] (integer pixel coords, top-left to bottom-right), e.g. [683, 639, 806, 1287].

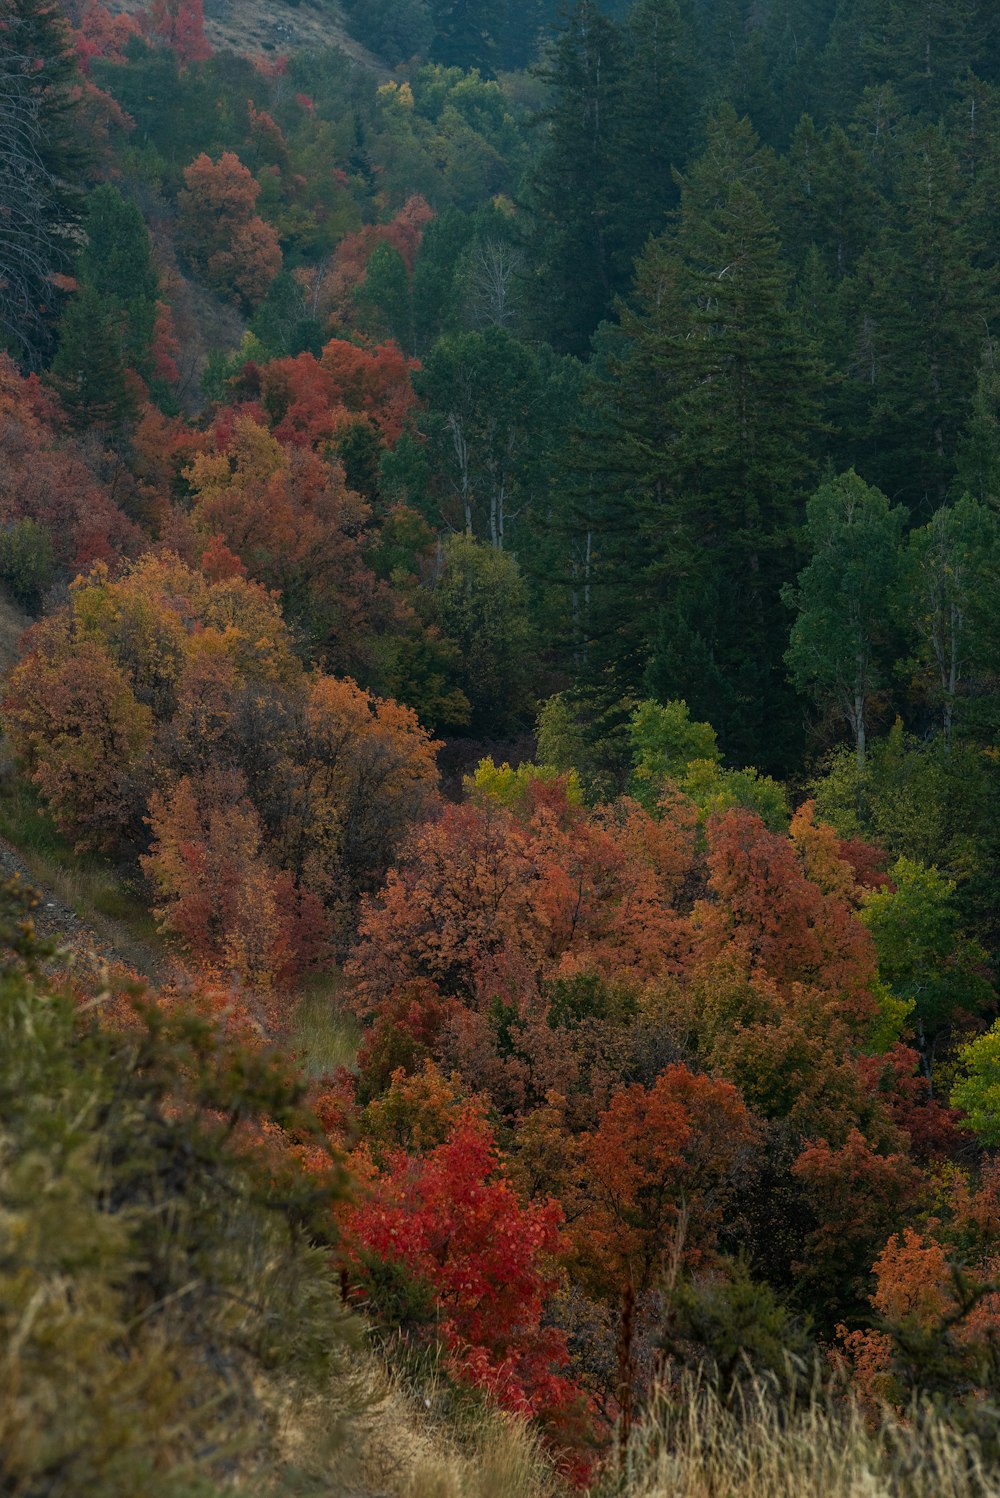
[289, 973, 362, 1078]
[0, 764, 164, 978]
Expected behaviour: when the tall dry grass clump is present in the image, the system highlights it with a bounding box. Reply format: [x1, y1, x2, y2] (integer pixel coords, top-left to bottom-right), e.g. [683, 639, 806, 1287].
[602, 1372, 1000, 1498]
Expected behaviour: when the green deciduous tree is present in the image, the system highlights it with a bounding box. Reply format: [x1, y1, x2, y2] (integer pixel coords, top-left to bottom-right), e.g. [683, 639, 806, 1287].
[951, 1021, 1000, 1145]
[784, 470, 906, 764]
[862, 856, 995, 1063]
[415, 326, 543, 548]
[900, 495, 999, 740]
[431, 534, 536, 732]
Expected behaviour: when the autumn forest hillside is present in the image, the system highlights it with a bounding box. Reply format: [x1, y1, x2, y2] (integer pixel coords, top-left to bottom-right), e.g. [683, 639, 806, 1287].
[4, 0, 1000, 1493]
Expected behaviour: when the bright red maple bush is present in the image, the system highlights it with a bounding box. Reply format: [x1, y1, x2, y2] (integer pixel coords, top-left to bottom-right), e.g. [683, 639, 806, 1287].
[343, 1108, 587, 1428]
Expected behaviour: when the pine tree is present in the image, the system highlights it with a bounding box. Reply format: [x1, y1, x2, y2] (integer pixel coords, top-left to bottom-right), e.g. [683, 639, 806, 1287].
[429, 0, 498, 71]
[48, 285, 136, 433]
[0, 0, 88, 367]
[638, 108, 829, 767]
[524, 0, 628, 356]
[79, 184, 160, 373]
[954, 341, 1000, 503]
[845, 122, 992, 509]
[612, 0, 704, 279]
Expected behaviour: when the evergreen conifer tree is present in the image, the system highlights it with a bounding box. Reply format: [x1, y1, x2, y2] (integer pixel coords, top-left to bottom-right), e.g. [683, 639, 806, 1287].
[0, 0, 88, 366]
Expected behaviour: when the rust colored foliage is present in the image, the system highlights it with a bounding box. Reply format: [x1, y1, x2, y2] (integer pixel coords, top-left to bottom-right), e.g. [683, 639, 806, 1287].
[575, 1066, 757, 1299]
[248, 339, 417, 449]
[185, 414, 401, 678]
[71, 0, 140, 70]
[698, 808, 879, 1029]
[791, 1128, 923, 1314]
[349, 786, 698, 1019]
[857, 1044, 964, 1159]
[4, 556, 439, 938]
[0, 354, 144, 570]
[317, 196, 433, 323]
[4, 625, 153, 849]
[178, 152, 281, 308]
[142, 766, 330, 991]
[146, 0, 211, 64]
[842, 1220, 1000, 1409]
[151, 300, 181, 386]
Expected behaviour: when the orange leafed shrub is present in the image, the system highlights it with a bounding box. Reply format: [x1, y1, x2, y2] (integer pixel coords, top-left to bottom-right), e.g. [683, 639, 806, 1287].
[185, 414, 400, 678]
[698, 808, 879, 1029]
[4, 625, 153, 849]
[142, 766, 330, 991]
[178, 152, 281, 308]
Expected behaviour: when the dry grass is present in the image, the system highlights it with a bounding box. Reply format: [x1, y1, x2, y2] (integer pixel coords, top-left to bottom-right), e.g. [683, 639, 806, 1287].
[358, 1365, 565, 1498]
[263, 1342, 565, 1498]
[105, 0, 390, 74]
[603, 1375, 1000, 1498]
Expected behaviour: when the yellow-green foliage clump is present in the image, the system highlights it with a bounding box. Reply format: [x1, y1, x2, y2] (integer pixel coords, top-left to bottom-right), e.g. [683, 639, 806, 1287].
[0, 879, 357, 1498]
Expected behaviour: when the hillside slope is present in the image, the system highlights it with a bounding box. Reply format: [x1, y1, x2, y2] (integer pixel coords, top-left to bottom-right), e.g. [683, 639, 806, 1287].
[106, 0, 391, 74]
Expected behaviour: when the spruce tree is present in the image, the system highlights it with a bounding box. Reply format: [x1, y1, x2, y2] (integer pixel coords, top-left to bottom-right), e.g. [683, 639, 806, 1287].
[0, 0, 88, 367]
[48, 286, 136, 434]
[79, 184, 160, 374]
[572, 110, 829, 769]
[846, 122, 992, 510]
[612, 0, 704, 279]
[524, 0, 627, 356]
[643, 109, 829, 767]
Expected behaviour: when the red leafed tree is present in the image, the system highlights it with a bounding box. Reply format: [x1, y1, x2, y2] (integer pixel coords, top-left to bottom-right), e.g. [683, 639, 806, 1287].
[258, 353, 345, 447]
[348, 798, 542, 1014]
[318, 196, 433, 321]
[185, 415, 404, 679]
[147, 0, 211, 64]
[840, 1228, 955, 1405]
[71, 0, 140, 70]
[856, 1044, 963, 1160]
[178, 153, 280, 308]
[343, 1108, 585, 1427]
[319, 338, 418, 445]
[0, 353, 143, 569]
[151, 300, 181, 386]
[349, 790, 701, 1022]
